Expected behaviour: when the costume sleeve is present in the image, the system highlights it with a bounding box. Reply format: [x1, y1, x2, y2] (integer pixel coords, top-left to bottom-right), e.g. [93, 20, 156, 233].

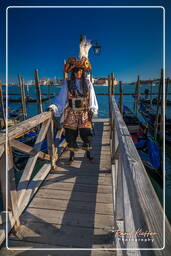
[49, 80, 68, 117]
[88, 80, 98, 116]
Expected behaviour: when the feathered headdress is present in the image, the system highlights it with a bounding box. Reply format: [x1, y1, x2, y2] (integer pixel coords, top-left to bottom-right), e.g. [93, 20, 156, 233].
[64, 37, 92, 73]
[79, 38, 92, 59]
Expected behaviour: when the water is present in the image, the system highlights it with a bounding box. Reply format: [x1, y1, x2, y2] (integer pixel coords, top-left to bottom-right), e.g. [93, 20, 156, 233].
[1, 83, 171, 223]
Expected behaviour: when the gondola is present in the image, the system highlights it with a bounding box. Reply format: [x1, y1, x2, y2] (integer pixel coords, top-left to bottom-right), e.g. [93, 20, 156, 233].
[133, 95, 171, 106]
[3, 95, 55, 103]
[152, 98, 171, 105]
[139, 101, 171, 144]
[123, 105, 162, 186]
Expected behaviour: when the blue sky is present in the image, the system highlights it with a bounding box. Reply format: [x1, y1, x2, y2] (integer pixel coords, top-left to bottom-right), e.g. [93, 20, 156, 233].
[0, 0, 171, 83]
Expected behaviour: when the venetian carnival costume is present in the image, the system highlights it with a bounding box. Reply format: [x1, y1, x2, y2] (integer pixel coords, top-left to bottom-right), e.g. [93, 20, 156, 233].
[49, 41, 98, 163]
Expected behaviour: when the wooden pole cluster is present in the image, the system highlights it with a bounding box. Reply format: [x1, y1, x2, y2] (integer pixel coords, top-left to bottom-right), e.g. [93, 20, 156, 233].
[18, 74, 27, 121]
[0, 85, 6, 128]
[154, 69, 163, 140]
[34, 69, 43, 114]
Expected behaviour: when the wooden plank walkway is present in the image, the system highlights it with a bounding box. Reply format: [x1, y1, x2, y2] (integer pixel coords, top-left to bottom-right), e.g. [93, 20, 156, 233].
[1, 119, 116, 255]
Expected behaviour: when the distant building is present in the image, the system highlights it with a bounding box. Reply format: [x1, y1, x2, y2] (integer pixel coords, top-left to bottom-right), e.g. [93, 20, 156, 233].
[40, 78, 48, 85]
[114, 79, 118, 85]
[94, 77, 118, 85]
[27, 80, 34, 85]
[94, 78, 108, 85]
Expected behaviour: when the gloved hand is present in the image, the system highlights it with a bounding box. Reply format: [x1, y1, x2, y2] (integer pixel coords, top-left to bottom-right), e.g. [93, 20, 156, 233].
[90, 108, 98, 118]
[47, 107, 53, 112]
[47, 104, 59, 116]
[54, 116, 61, 129]
[89, 110, 94, 120]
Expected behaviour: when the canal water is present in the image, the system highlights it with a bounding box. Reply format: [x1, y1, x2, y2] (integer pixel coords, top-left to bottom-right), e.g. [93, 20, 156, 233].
[1, 82, 171, 223]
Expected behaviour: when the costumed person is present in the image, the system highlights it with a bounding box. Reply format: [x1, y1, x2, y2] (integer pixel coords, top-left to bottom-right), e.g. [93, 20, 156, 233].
[49, 38, 98, 164]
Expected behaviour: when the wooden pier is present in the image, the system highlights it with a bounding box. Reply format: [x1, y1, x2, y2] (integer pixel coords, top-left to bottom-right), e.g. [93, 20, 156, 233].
[0, 76, 171, 255]
[2, 119, 115, 256]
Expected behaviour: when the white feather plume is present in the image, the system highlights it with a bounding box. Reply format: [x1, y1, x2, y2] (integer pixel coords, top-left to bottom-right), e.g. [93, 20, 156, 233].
[79, 39, 92, 59]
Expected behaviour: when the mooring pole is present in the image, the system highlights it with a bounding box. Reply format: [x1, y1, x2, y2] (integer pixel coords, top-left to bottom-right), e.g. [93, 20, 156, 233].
[150, 80, 153, 107]
[111, 72, 115, 95]
[48, 83, 50, 101]
[154, 69, 163, 140]
[63, 59, 68, 80]
[165, 77, 169, 106]
[108, 74, 111, 118]
[134, 78, 137, 111]
[19, 75, 27, 120]
[119, 81, 123, 115]
[135, 75, 140, 115]
[108, 74, 111, 95]
[0, 85, 6, 128]
[34, 69, 43, 114]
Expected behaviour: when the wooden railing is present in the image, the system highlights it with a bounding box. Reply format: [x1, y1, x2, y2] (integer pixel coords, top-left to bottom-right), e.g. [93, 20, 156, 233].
[108, 93, 171, 254]
[0, 111, 58, 244]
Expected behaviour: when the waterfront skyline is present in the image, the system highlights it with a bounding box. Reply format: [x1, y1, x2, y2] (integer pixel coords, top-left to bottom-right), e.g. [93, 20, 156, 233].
[1, 1, 171, 83]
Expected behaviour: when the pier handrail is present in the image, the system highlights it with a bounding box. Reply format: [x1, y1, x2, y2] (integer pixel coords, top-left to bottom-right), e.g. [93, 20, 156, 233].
[109, 93, 171, 253]
[0, 111, 58, 244]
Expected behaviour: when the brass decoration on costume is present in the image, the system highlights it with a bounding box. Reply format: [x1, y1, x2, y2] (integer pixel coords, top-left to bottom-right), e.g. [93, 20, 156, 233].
[64, 88, 92, 130]
[64, 107, 92, 130]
